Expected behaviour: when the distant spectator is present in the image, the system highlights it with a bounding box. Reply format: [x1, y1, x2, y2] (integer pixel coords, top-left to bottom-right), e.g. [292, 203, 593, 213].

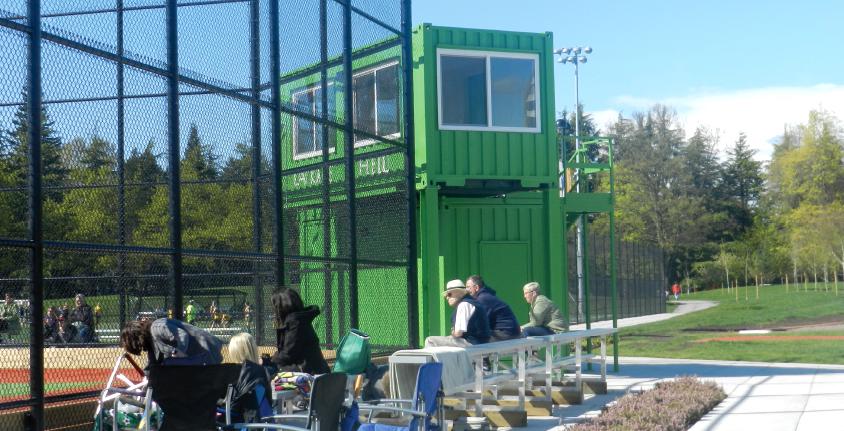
[185, 300, 198, 325]
[120, 318, 223, 366]
[424, 279, 491, 348]
[270, 287, 330, 375]
[0, 293, 21, 343]
[465, 275, 521, 341]
[68, 294, 95, 342]
[44, 306, 61, 343]
[520, 282, 566, 337]
[93, 303, 103, 328]
[671, 283, 681, 301]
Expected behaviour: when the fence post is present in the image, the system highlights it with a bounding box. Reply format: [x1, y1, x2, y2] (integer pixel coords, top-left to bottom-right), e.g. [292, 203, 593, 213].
[400, 0, 419, 348]
[166, 0, 183, 320]
[249, 0, 264, 345]
[27, 0, 45, 427]
[342, 0, 359, 330]
[116, 0, 128, 331]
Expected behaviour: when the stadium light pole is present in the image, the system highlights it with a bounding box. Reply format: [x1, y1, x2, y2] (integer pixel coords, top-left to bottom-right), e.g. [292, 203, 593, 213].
[555, 46, 592, 324]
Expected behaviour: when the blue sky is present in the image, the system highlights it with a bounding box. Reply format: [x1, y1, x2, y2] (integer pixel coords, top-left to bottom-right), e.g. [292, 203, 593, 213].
[413, 0, 844, 160]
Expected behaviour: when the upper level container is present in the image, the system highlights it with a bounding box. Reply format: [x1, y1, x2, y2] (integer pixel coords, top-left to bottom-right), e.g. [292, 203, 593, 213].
[412, 24, 558, 191]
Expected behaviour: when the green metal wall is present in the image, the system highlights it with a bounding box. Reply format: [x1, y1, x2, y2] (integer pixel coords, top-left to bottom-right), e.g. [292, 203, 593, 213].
[412, 24, 558, 188]
[418, 189, 565, 338]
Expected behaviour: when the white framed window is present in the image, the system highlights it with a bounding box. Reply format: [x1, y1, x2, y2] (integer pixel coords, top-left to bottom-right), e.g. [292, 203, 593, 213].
[353, 61, 401, 147]
[292, 83, 336, 160]
[437, 48, 540, 133]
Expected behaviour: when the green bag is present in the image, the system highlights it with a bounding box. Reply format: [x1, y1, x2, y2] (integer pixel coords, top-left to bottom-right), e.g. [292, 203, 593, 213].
[333, 328, 371, 375]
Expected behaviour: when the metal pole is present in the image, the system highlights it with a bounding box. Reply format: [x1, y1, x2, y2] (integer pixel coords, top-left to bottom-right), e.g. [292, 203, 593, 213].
[573, 59, 585, 323]
[609, 139, 619, 371]
[116, 0, 127, 331]
[401, 0, 419, 348]
[269, 0, 284, 292]
[342, 0, 359, 330]
[27, 0, 45, 427]
[249, 0, 264, 344]
[319, 0, 334, 343]
[165, 0, 183, 320]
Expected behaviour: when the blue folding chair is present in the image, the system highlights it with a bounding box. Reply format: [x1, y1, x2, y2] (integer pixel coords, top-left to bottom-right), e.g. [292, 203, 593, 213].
[358, 362, 444, 431]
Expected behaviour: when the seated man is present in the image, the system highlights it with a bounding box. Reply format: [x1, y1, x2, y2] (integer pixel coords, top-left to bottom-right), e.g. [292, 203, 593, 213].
[521, 282, 566, 337]
[465, 275, 521, 341]
[424, 280, 490, 348]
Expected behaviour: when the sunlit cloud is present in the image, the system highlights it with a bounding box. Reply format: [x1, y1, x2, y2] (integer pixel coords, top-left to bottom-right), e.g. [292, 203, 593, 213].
[591, 84, 844, 161]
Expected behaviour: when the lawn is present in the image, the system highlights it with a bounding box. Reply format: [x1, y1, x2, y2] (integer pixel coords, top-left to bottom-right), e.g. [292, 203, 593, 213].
[619, 283, 844, 364]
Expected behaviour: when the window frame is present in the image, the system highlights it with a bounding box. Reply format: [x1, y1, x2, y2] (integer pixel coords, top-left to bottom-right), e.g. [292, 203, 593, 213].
[292, 83, 337, 161]
[436, 48, 541, 133]
[352, 60, 402, 148]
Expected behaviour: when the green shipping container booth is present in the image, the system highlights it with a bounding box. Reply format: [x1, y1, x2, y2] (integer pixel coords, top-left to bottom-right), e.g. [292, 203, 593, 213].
[278, 23, 615, 348]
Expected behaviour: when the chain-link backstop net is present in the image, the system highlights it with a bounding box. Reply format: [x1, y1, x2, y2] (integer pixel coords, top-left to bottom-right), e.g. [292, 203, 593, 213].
[0, 0, 415, 428]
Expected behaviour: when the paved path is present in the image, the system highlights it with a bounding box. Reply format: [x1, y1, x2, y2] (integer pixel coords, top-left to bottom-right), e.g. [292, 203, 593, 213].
[568, 299, 718, 330]
[515, 300, 844, 430]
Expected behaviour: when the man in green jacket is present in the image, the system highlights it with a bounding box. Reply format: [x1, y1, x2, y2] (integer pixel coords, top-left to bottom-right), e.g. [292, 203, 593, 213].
[520, 282, 566, 337]
[0, 293, 21, 343]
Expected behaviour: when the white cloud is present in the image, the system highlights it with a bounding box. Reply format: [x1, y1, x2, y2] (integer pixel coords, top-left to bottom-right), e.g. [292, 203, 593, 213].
[591, 84, 844, 161]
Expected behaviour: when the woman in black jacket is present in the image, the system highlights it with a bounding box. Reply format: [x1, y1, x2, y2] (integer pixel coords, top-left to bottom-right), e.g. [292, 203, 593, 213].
[270, 288, 330, 375]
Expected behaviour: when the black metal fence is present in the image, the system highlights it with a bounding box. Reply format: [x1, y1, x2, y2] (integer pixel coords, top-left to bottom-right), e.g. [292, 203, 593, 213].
[567, 231, 667, 324]
[0, 0, 415, 428]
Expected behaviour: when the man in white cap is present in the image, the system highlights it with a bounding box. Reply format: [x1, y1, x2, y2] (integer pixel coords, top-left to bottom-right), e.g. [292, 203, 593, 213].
[424, 279, 491, 348]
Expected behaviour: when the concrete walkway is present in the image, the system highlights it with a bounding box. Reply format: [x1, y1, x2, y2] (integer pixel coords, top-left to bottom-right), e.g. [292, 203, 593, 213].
[515, 301, 844, 430]
[568, 299, 718, 330]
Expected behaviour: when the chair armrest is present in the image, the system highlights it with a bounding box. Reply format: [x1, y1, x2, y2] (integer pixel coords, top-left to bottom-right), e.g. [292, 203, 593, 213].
[261, 414, 309, 422]
[360, 399, 413, 405]
[223, 424, 310, 431]
[357, 405, 425, 417]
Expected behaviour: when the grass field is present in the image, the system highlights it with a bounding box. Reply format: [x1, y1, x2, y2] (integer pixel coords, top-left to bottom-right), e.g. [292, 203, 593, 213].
[619, 282, 844, 364]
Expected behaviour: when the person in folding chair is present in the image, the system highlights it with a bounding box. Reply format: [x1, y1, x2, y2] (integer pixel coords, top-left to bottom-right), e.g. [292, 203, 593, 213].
[222, 332, 274, 424]
[121, 319, 236, 430]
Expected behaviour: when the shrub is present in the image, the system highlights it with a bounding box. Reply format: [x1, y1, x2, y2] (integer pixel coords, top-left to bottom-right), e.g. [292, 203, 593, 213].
[569, 376, 726, 431]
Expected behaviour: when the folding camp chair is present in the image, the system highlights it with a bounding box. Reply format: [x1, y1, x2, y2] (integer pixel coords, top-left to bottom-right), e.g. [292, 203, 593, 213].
[222, 372, 348, 431]
[358, 362, 444, 431]
[147, 363, 242, 431]
[93, 353, 159, 431]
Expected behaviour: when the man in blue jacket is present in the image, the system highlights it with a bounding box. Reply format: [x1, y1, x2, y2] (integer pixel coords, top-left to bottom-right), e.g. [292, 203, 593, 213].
[466, 275, 521, 341]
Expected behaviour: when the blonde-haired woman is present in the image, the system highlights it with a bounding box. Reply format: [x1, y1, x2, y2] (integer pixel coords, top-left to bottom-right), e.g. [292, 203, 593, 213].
[226, 332, 273, 423]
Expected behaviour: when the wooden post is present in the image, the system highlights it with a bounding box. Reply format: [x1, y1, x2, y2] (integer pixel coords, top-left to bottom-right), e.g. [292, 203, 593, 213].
[735, 279, 738, 302]
[755, 274, 759, 300]
[785, 273, 789, 293]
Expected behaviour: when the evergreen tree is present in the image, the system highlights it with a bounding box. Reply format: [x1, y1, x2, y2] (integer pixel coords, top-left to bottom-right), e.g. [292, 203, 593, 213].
[721, 133, 763, 233]
[182, 124, 218, 180]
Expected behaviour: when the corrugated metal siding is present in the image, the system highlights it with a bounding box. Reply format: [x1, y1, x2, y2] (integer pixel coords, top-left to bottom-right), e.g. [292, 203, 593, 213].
[415, 24, 557, 186]
[438, 193, 551, 312]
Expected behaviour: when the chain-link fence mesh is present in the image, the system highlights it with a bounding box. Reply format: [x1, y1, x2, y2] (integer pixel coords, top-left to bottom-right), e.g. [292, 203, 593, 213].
[568, 231, 667, 325]
[0, 0, 414, 428]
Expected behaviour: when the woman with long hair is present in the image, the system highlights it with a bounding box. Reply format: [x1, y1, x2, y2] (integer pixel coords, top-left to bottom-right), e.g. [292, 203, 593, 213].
[270, 288, 329, 374]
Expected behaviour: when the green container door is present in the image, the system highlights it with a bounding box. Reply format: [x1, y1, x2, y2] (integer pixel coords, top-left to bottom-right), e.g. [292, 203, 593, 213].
[479, 241, 531, 310]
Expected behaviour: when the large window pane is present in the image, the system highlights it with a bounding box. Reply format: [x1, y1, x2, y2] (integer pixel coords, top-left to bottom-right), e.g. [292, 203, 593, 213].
[490, 57, 536, 128]
[293, 90, 315, 155]
[376, 64, 399, 136]
[440, 55, 487, 126]
[353, 72, 377, 137]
